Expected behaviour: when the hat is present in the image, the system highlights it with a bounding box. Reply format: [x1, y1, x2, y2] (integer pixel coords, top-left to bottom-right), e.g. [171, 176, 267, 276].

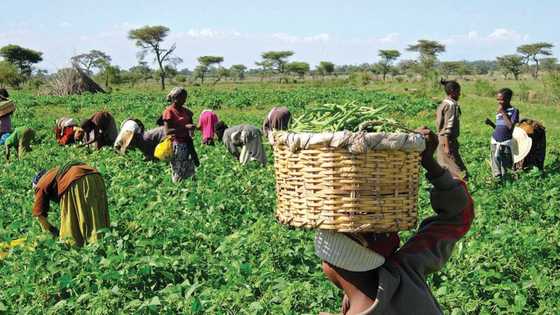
[512, 127, 532, 164]
[32, 169, 47, 189]
[315, 230, 385, 272]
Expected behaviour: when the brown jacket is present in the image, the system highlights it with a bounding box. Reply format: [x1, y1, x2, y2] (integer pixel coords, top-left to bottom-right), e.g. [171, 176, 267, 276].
[435, 98, 461, 138]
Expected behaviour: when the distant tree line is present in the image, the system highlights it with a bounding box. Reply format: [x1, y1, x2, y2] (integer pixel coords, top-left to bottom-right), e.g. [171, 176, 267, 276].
[0, 24, 557, 89]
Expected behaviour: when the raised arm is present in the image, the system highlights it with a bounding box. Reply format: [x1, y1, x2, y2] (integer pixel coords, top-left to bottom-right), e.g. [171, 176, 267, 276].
[392, 128, 474, 279]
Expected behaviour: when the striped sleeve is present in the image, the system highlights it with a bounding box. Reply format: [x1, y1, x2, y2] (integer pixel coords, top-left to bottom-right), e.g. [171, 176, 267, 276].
[392, 171, 474, 278]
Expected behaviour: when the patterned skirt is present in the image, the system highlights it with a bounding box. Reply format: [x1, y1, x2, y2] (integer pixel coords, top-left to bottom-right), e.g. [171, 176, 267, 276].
[170, 142, 196, 182]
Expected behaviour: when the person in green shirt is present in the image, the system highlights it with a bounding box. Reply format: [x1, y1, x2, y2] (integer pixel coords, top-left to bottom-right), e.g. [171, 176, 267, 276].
[5, 127, 35, 160]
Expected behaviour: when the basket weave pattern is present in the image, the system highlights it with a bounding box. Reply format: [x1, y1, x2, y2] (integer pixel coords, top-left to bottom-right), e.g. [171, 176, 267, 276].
[273, 140, 421, 232]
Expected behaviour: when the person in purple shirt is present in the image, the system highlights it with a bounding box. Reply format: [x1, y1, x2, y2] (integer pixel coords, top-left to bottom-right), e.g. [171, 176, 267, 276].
[0, 88, 13, 145]
[485, 88, 519, 179]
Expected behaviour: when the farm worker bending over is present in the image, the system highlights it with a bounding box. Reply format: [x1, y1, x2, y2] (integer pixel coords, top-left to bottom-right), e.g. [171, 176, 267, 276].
[114, 118, 166, 161]
[0, 88, 14, 145]
[54, 117, 78, 145]
[197, 109, 219, 145]
[76, 111, 118, 150]
[162, 87, 199, 182]
[113, 118, 145, 152]
[435, 79, 468, 180]
[484, 88, 519, 180]
[316, 127, 474, 315]
[5, 127, 35, 160]
[219, 124, 267, 166]
[262, 106, 291, 139]
[31, 161, 110, 246]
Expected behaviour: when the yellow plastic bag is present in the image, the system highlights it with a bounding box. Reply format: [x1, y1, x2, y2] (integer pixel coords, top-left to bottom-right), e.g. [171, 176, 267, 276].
[154, 136, 173, 161]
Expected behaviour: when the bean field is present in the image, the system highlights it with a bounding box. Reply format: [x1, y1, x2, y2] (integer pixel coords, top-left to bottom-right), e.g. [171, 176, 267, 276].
[1, 85, 559, 314]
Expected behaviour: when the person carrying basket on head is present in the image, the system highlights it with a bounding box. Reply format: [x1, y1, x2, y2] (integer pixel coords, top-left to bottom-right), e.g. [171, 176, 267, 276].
[317, 127, 474, 315]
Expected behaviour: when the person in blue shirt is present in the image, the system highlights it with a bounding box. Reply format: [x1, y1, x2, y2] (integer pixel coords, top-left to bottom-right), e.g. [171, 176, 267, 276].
[485, 88, 519, 179]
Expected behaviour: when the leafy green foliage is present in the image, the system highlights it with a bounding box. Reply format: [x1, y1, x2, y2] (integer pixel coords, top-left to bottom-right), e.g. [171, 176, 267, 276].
[0, 85, 559, 314]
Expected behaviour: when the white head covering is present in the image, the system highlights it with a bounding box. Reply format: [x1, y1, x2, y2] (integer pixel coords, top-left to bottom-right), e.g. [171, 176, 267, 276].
[315, 230, 385, 272]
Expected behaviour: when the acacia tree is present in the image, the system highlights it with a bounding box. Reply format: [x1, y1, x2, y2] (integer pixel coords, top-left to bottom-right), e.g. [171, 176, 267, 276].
[285, 61, 310, 79]
[0, 61, 23, 88]
[128, 25, 177, 90]
[259, 51, 294, 74]
[0, 44, 43, 77]
[497, 55, 524, 80]
[316, 61, 335, 78]
[230, 64, 247, 81]
[377, 50, 401, 80]
[71, 50, 111, 74]
[406, 40, 445, 77]
[196, 56, 224, 84]
[517, 42, 555, 78]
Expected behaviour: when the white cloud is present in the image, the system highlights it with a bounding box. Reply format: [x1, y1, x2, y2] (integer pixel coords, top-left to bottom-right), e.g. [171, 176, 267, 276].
[487, 28, 524, 41]
[59, 22, 72, 28]
[271, 33, 330, 44]
[378, 33, 400, 44]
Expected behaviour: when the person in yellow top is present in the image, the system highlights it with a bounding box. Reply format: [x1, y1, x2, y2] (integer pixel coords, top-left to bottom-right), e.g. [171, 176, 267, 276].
[31, 162, 110, 246]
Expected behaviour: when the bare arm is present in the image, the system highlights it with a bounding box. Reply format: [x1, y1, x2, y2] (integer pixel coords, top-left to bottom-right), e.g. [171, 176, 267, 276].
[37, 215, 59, 237]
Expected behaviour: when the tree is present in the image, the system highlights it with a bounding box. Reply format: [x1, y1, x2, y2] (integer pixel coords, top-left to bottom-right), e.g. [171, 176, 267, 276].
[397, 59, 419, 79]
[129, 63, 153, 84]
[0, 44, 43, 77]
[99, 65, 122, 88]
[230, 64, 247, 81]
[497, 55, 524, 80]
[128, 25, 177, 90]
[377, 50, 401, 80]
[285, 61, 310, 79]
[71, 50, 111, 74]
[0, 61, 23, 88]
[259, 51, 294, 74]
[540, 57, 558, 73]
[316, 61, 335, 77]
[517, 42, 555, 78]
[406, 40, 445, 76]
[195, 56, 224, 84]
[440, 61, 468, 78]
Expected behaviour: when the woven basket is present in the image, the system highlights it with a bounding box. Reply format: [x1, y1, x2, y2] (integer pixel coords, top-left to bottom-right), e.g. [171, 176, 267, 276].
[0, 101, 15, 117]
[272, 131, 423, 233]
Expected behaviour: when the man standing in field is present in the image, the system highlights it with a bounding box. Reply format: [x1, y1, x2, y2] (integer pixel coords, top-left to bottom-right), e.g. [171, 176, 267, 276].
[435, 79, 468, 180]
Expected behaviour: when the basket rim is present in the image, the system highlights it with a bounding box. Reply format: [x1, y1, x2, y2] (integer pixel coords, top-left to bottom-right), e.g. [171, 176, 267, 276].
[271, 130, 425, 153]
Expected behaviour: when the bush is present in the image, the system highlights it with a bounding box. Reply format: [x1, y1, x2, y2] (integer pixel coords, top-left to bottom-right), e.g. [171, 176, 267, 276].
[543, 72, 560, 105]
[175, 75, 187, 83]
[473, 79, 496, 97]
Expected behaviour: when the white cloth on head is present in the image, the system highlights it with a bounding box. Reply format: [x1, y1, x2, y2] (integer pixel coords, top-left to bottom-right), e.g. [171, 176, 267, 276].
[315, 230, 385, 272]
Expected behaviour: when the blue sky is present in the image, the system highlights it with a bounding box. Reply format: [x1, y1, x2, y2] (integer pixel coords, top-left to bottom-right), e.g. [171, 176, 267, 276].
[1, 0, 558, 71]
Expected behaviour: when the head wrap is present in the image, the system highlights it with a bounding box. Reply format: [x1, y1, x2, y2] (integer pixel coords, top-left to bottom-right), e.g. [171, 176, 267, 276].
[315, 230, 386, 272]
[32, 169, 48, 189]
[166, 87, 187, 103]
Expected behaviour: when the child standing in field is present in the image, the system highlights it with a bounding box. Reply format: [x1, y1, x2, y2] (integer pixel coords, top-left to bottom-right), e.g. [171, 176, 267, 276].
[485, 88, 519, 179]
[317, 127, 474, 315]
[435, 79, 468, 180]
